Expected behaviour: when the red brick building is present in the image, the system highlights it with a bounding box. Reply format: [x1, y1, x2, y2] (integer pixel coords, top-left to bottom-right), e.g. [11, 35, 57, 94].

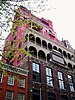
[0, 63, 28, 100]
[2, 6, 75, 100]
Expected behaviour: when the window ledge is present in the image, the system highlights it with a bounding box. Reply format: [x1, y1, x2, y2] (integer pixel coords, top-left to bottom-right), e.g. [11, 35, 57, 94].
[33, 81, 41, 85]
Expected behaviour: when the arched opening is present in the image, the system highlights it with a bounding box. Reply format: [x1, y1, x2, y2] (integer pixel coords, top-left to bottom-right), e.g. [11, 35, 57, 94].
[63, 51, 67, 58]
[64, 60, 67, 66]
[73, 65, 75, 70]
[38, 50, 46, 60]
[25, 34, 28, 42]
[48, 43, 52, 50]
[19, 42, 22, 49]
[29, 34, 35, 42]
[71, 55, 74, 61]
[29, 46, 37, 57]
[42, 40, 47, 49]
[58, 48, 62, 54]
[36, 37, 41, 46]
[68, 53, 71, 59]
[47, 54, 51, 61]
[68, 63, 73, 70]
[53, 46, 57, 50]
[24, 46, 28, 57]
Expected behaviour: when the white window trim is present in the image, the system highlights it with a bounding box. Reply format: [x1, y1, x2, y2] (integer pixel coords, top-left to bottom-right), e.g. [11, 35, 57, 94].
[19, 78, 25, 88]
[58, 71, 65, 90]
[8, 75, 14, 86]
[18, 93, 25, 100]
[6, 91, 13, 100]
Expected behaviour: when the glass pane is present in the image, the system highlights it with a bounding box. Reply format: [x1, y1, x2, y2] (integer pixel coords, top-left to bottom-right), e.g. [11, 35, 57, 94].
[18, 93, 24, 100]
[70, 85, 74, 92]
[0, 72, 2, 82]
[32, 63, 40, 73]
[46, 68, 52, 76]
[58, 72, 63, 79]
[59, 80, 64, 89]
[47, 77, 53, 87]
[8, 75, 14, 85]
[6, 91, 13, 100]
[19, 78, 25, 87]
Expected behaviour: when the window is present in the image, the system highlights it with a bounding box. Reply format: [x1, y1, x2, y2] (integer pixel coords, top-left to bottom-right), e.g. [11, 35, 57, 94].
[48, 92, 56, 100]
[8, 75, 14, 85]
[32, 62, 40, 82]
[68, 75, 74, 92]
[61, 95, 68, 100]
[33, 89, 40, 100]
[32, 62, 40, 73]
[58, 71, 65, 89]
[6, 91, 13, 100]
[19, 78, 25, 88]
[18, 93, 24, 100]
[46, 67, 53, 87]
[19, 42, 22, 48]
[0, 72, 2, 83]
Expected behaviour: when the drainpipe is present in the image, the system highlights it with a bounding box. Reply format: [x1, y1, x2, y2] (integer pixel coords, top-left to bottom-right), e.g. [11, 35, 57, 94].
[40, 88, 41, 100]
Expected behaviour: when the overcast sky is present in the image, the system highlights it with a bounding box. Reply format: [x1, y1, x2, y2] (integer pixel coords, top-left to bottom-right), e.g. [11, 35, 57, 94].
[31, 0, 75, 49]
[1, 0, 75, 49]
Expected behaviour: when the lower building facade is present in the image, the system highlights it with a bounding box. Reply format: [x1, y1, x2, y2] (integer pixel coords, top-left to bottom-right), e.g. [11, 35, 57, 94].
[0, 63, 28, 100]
[23, 55, 75, 100]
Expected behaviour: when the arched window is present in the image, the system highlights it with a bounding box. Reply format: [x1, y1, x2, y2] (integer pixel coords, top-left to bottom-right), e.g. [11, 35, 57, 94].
[53, 46, 57, 50]
[36, 37, 41, 46]
[68, 63, 73, 70]
[29, 46, 37, 57]
[25, 34, 28, 42]
[68, 53, 71, 59]
[38, 50, 46, 60]
[58, 48, 62, 54]
[63, 51, 67, 58]
[48, 43, 52, 50]
[47, 54, 51, 61]
[29, 34, 35, 42]
[19, 42, 22, 48]
[73, 65, 75, 70]
[42, 40, 47, 48]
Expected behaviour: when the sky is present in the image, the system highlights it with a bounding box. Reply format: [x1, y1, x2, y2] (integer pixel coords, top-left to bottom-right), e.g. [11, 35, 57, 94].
[1, 0, 75, 49]
[31, 0, 75, 49]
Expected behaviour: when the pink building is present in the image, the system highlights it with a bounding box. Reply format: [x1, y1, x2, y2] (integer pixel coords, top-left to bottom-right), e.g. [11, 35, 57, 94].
[2, 6, 75, 100]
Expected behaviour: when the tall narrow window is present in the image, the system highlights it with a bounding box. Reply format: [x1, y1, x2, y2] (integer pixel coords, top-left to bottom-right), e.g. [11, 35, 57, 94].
[68, 75, 74, 92]
[48, 92, 56, 100]
[6, 91, 13, 100]
[8, 75, 14, 86]
[33, 89, 40, 100]
[32, 62, 40, 82]
[19, 78, 25, 88]
[46, 67, 53, 87]
[0, 72, 2, 83]
[58, 71, 65, 89]
[18, 93, 25, 100]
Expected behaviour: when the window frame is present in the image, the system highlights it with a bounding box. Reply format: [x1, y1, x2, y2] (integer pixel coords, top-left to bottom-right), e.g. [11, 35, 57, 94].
[68, 74, 74, 92]
[19, 78, 25, 88]
[32, 62, 41, 82]
[18, 93, 25, 100]
[8, 75, 14, 86]
[0, 71, 3, 83]
[6, 91, 13, 100]
[46, 67, 53, 87]
[33, 89, 40, 100]
[57, 71, 65, 90]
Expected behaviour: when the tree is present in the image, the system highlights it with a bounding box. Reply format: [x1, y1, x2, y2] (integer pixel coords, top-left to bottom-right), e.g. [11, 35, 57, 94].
[0, 0, 50, 62]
